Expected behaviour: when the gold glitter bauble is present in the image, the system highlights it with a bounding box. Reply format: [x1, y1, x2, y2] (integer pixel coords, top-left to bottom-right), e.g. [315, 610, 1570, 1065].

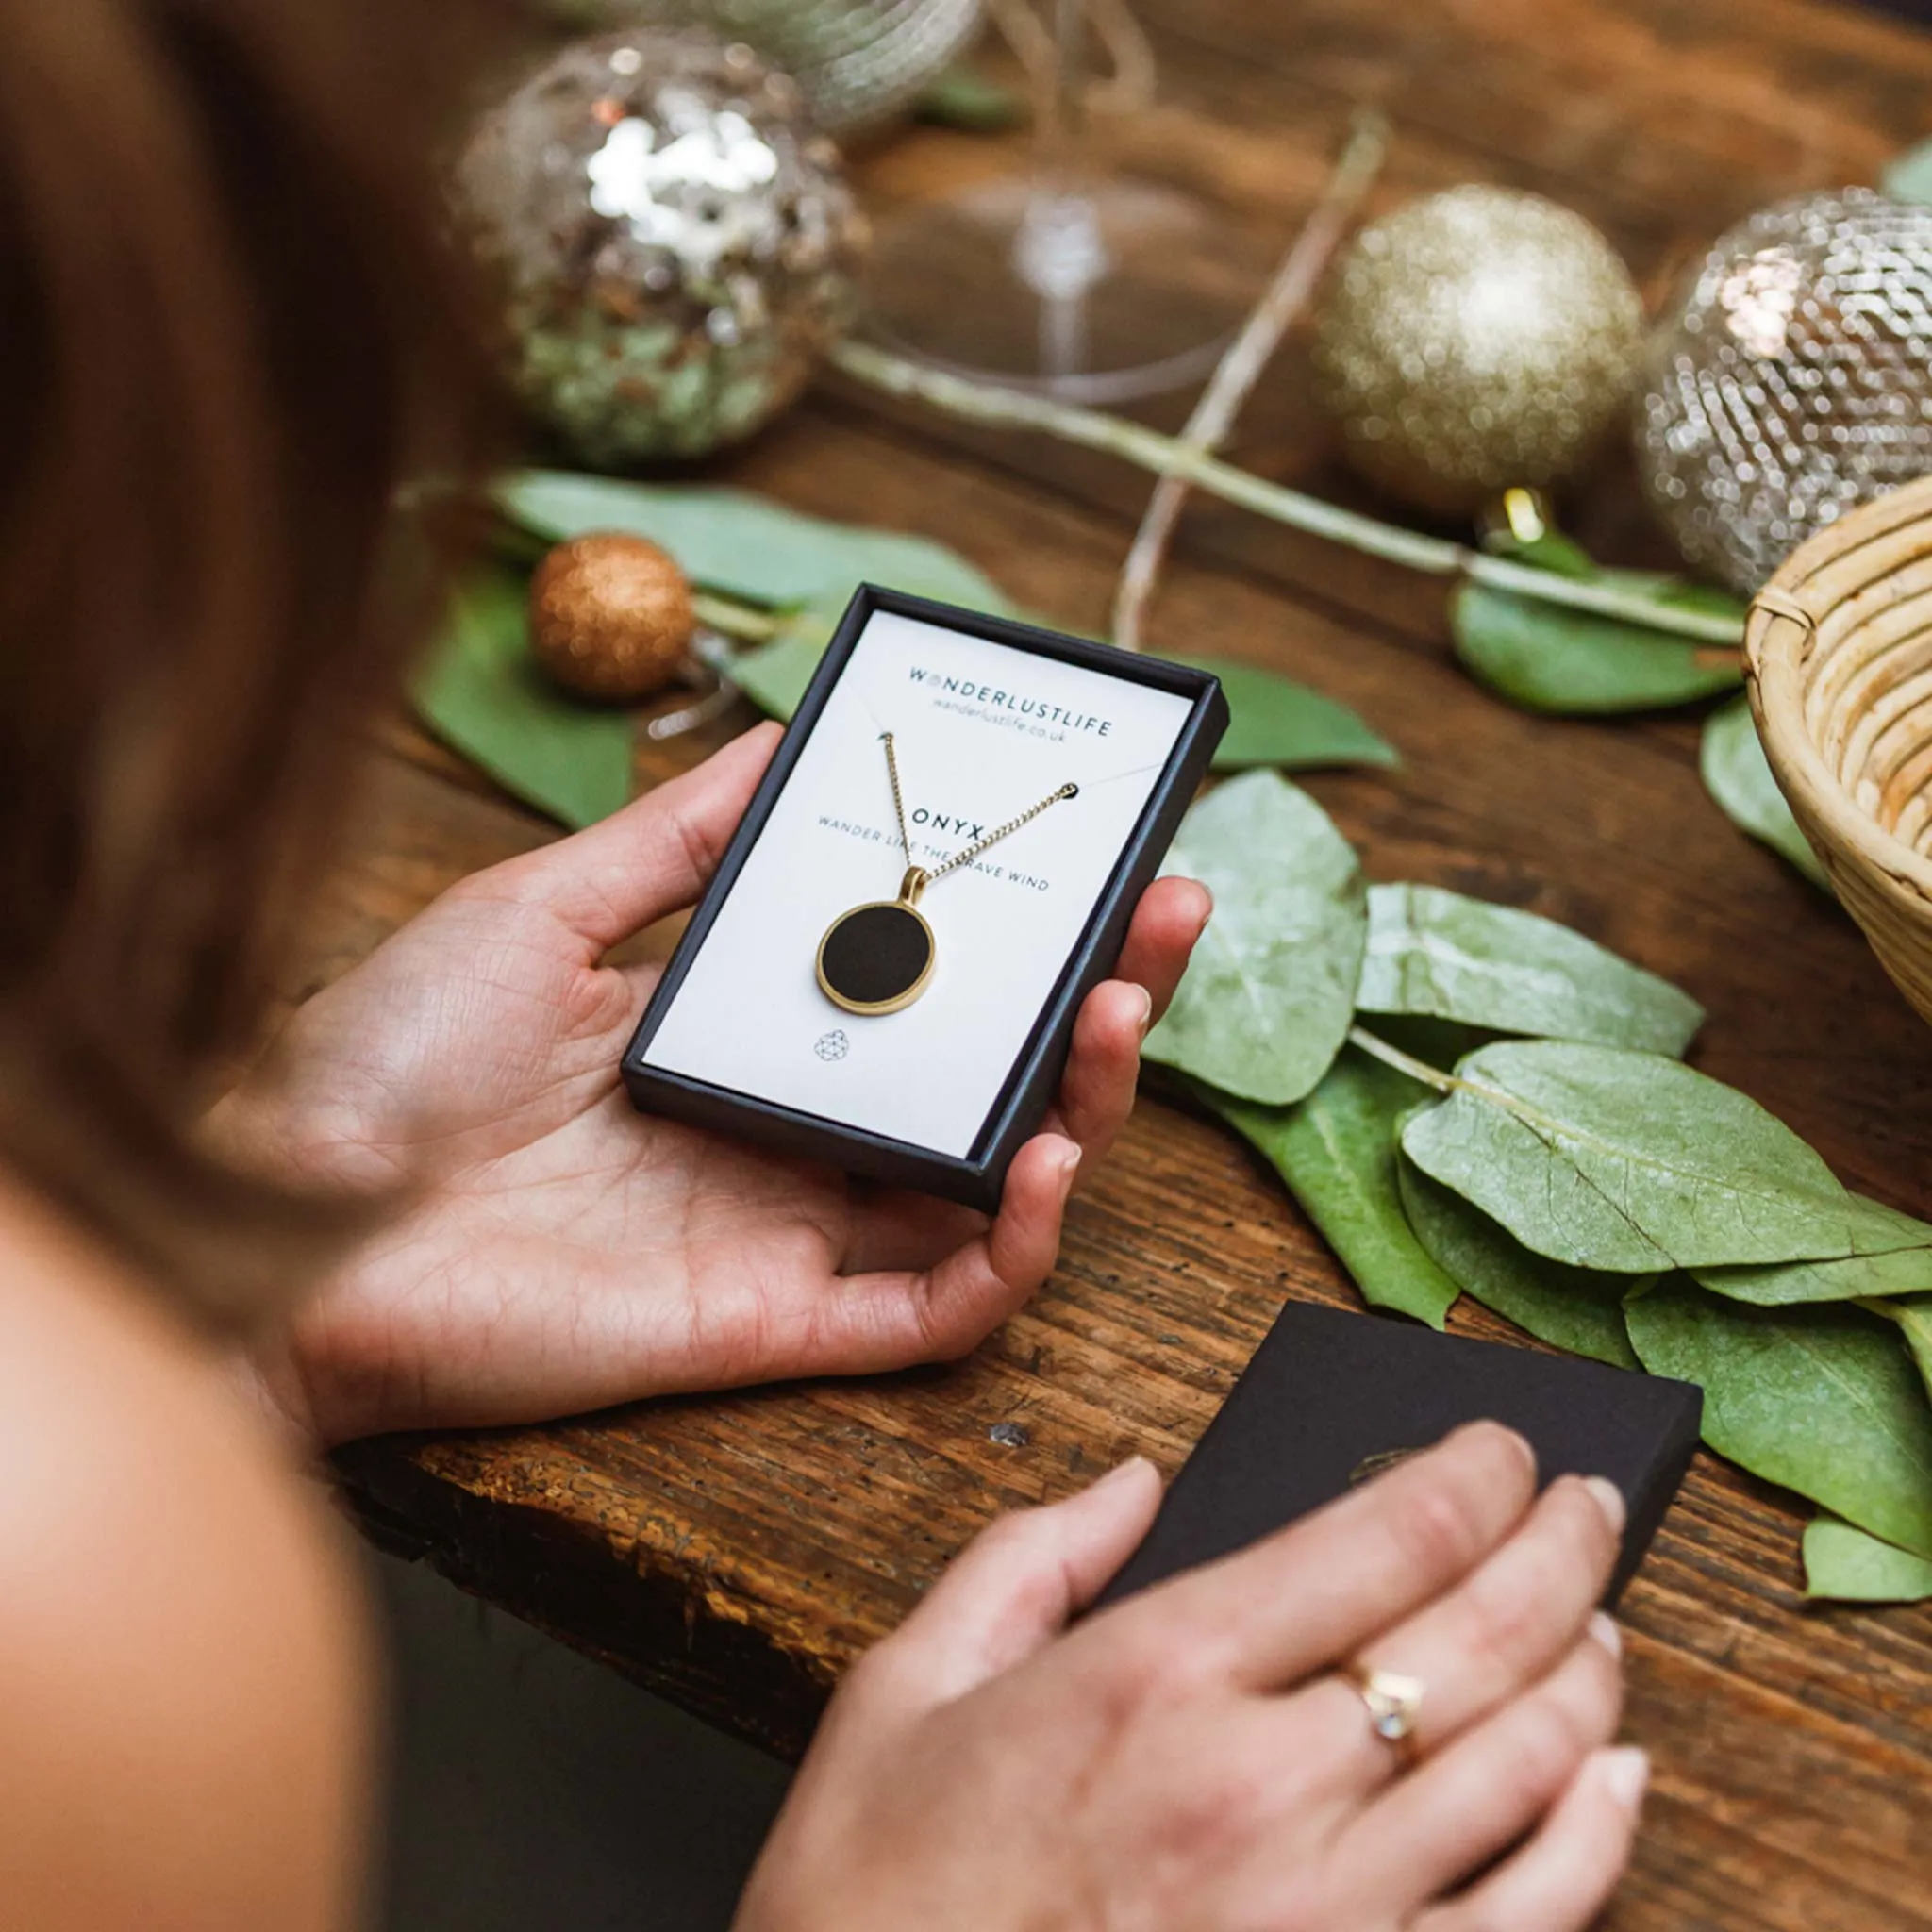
[530, 533, 695, 702]
[1634, 188, 1932, 594]
[456, 29, 868, 466]
[1312, 186, 1645, 517]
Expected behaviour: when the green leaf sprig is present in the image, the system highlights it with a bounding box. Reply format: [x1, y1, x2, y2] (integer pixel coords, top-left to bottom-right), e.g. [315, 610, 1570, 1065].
[1700, 694, 1832, 891]
[1216, 1049, 1460, 1330]
[1150, 770, 1932, 1602]
[1459, 529, 1831, 898]
[1452, 573, 1744, 715]
[914, 64, 1028, 132]
[411, 470, 1398, 826]
[1143, 775, 1367, 1105]
[411, 567, 636, 830]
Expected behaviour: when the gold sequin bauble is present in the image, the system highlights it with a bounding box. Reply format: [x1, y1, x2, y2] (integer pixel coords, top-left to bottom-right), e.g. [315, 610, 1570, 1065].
[457, 28, 868, 466]
[1312, 186, 1645, 517]
[539, 1, 984, 135]
[1634, 188, 1932, 594]
[530, 533, 696, 701]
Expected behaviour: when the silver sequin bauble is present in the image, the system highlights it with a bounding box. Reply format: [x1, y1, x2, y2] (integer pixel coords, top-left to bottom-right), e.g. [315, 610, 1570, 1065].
[1312, 186, 1645, 517]
[542, 0, 984, 134]
[457, 29, 867, 465]
[1635, 188, 1932, 593]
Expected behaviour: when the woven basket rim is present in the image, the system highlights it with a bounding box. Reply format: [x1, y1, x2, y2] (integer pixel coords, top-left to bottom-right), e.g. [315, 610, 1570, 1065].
[1745, 476, 1932, 907]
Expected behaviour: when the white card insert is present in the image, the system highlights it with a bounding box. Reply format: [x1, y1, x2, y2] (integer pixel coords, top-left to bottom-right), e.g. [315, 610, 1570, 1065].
[640, 608, 1194, 1156]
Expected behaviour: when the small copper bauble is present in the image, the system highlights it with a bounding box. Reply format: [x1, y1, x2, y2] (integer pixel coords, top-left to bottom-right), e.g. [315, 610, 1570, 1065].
[529, 532, 695, 702]
[456, 27, 868, 466]
[1634, 188, 1932, 593]
[1312, 186, 1645, 517]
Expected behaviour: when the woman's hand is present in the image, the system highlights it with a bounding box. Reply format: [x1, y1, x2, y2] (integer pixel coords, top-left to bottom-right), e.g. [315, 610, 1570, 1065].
[736, 1424, 1647, 1932]
[223, 724, 1211, 1447]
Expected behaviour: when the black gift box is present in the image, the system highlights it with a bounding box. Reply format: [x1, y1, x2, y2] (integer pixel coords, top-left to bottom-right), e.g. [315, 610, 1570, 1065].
[622, 586, 1227, 1209]
[1099, 1302, 1702, 1609]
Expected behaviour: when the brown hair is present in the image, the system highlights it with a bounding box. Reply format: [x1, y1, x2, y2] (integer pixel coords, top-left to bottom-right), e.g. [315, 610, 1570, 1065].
[0, 0, 509, 1330]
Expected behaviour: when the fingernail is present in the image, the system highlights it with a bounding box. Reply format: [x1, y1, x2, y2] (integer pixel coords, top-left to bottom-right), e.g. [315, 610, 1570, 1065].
[1459, 1420, 1536, 1480]
[1583, 1475, 1627, 1535]
[1602, 1746, 1650, 1812]
[1057, 1143, 1083, 1192]
[1492, 1424, 1537, 1478]
[1134, 987, 1154, 1040]
[1588, 1610, 1622, 1659]
[1092, 1455, 1154, 1493]
[1194, 884, 1215, 931]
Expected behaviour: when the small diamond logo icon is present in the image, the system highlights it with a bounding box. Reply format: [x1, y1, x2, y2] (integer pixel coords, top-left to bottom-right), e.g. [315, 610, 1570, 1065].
[814, 1029, 850, 1062]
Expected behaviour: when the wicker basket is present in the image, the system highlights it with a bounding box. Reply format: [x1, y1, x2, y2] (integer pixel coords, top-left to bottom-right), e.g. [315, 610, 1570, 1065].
[1745, 473, 1932, 1025]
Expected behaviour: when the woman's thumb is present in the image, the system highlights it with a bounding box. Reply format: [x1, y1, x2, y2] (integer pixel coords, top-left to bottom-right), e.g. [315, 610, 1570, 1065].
[843, 1458, 1162, 1724]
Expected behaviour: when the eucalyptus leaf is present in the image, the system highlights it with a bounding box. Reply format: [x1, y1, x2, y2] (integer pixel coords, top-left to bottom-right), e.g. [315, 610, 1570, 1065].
[411, 569, 633, 830]
[1358, 883, 1703, 1056]
[1865, 1294, 1932, 1402]
[916, 64, 1027, 130]
[1845, 1194, 1932, 1253]
[1489, 529, 1599, 578]
[1625, 1276, 1932, 1558]
[1142, 773, 1367, 1105]
[1883, 137, 1932, 208]
[496, 470, 1009, 613]
[1693, 1226, 1932, 1307]
[1210, 1051, 1459, 1329]
[1650, 578, 1751, 620]
[724, 592, 847, 721]
[1174, 657, 1397, 774]
[1451, 578, 1743, 714]
[1398, 1159, 1642, 1369]
[1700, 694, 1832, 890]
[1399, 1039, 1895, 1272]
[1803, 1514, 1932, 1604]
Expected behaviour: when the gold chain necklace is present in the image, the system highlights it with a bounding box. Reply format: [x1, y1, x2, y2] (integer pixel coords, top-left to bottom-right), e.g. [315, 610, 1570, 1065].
[815, 732, 1078, 1016]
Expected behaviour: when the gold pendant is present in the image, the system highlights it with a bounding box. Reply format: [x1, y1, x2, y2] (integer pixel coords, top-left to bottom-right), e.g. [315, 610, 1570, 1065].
[816, 867, 936, 1015]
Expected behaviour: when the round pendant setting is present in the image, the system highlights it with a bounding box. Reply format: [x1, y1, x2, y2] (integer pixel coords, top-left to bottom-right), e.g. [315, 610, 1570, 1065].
[816, 899, 937, 1015]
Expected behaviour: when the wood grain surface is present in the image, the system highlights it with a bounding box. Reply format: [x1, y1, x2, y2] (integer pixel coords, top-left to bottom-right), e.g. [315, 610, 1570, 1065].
[328, 6, 1932, 1925]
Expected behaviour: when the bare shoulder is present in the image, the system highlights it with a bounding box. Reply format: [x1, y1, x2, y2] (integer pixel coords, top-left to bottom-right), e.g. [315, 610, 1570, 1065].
[0, 1181, 373, 1932]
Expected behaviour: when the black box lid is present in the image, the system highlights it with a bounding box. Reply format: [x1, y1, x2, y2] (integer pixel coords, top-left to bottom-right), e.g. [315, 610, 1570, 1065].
[1099, 1301, 1702, 1608]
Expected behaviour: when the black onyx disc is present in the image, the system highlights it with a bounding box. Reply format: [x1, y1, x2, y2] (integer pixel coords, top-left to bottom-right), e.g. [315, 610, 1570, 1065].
[816, 900, 936, 1015]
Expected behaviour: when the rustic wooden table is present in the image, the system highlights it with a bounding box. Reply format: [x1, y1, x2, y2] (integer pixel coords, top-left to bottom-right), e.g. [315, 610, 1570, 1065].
[325, 5, 1932, 1925]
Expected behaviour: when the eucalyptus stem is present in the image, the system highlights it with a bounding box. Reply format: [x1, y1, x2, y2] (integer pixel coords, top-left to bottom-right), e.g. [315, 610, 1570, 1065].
[692, 590, 783, 643]
[1347, 1024, 1599, 1154]
[1465, 553, 1740, 646]
[1346, 1023, 1460, 1094]
[1112, 107, 1391, 651]
[830, 340, 1745, 650]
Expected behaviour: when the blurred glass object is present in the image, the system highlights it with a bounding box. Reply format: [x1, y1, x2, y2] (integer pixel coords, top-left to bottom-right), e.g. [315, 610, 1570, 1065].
[1635, 188, 1932, 592]
[457, 29, 867, 465]
[541, 0, 985, 134]
[860, 0, 1263, 402]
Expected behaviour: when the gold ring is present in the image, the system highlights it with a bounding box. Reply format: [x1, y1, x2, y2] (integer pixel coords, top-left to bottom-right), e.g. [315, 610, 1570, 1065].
[1342, 1662, 1426, 1767]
